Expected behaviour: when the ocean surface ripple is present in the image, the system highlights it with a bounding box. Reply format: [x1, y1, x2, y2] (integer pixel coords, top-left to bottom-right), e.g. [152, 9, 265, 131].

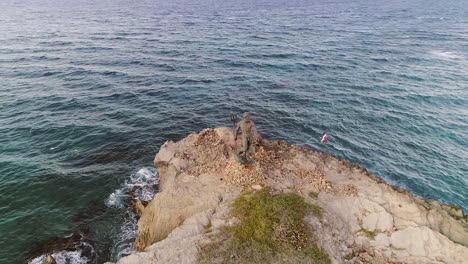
[0, 0, 467, 263]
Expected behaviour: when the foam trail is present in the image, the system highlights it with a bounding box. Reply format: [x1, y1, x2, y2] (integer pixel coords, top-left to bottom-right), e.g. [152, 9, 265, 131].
[105, 167, 159, 208]
[429, 50, 462, 59]
[29, 250, 88, 264]
[105, 167, 159, 261]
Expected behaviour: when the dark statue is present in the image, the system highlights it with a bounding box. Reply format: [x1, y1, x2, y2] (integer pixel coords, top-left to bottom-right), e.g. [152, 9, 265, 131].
[234, 112, 261, 163]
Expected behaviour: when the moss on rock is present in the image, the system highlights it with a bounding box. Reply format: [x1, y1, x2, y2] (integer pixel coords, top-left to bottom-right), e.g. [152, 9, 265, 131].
[198, 188, 330, 264]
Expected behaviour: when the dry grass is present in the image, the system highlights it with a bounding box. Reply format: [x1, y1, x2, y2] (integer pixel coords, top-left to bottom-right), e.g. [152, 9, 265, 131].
[203, 222, 212, 233]
[198, 188, 330, 264]
[308, 191, 319, 199]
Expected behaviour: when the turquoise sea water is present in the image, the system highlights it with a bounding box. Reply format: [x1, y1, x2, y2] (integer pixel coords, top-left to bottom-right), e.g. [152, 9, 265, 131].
[1, 0, 467, 263]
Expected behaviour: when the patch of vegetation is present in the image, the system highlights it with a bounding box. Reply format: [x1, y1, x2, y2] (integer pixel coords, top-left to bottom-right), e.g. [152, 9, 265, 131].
[308, 191, 319, 199]
[309, 203, 323, 218]
[303, 243, 331, 263]
[389, 244, 404, 250]
[198, 188, 330, 264]
[203, 222, 212, 233]
[344, 251, 356, 260]
[354, 260, 369, 264]
[359, 226, 376, 240]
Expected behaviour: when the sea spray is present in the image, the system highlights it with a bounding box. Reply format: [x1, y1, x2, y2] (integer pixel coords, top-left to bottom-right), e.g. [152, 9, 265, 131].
[26, 233, 95, 264]
[29, 251, 88, 264]
[106, 167, 159, 261]
[106, 167, 159, 208]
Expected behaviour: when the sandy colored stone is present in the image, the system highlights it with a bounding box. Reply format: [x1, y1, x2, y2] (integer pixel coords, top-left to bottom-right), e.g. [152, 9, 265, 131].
[107, 127, 468, 264]
[390, 226, 468, 263]
[362, 210, 394, 232]
[42, 256, 57, 264]
[130, 200, 145, 218]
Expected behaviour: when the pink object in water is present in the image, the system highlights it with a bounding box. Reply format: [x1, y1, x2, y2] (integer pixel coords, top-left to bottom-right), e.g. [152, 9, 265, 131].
[321, 133, 328, 142]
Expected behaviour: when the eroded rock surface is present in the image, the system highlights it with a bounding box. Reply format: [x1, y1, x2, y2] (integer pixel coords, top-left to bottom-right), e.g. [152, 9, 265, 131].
[108, 127, 468, 264]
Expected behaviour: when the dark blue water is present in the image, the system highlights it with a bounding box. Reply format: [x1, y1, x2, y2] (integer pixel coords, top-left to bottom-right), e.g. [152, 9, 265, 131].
[1, 0, 467, 263]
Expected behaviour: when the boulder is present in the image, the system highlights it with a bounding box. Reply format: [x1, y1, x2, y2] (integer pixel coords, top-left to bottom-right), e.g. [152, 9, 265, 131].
[42, 256, 57, 264]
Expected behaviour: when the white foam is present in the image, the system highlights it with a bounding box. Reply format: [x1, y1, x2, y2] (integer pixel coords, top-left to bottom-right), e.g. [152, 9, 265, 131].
[105, 167, 159, 261]
[105, 188, 126, 208]
[110, 216, 139, 260]
[105, 167, 159, 208]
[29, 250, 88, 264]
[429, 50, 463, 59]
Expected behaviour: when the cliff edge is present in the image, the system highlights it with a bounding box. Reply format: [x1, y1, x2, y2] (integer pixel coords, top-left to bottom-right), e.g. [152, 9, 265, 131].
[107, 127, 468, 264]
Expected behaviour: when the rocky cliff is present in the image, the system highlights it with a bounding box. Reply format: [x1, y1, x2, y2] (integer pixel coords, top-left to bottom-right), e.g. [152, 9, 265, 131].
[106, 127, 468, 264]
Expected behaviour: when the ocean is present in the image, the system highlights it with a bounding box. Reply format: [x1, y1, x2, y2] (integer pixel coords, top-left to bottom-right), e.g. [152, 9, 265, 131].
[0, 0, 467, 263]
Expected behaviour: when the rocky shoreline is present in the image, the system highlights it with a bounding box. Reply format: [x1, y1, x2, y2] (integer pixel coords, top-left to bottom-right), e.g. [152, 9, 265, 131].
[106, 127, 468, 264]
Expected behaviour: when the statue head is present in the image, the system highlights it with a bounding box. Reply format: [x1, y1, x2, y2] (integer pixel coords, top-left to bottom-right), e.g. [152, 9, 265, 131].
[243, 112, 250, 122]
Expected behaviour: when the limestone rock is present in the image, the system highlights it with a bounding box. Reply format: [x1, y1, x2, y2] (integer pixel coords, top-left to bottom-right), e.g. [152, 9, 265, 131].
[134, 128, 240, 251]
[251, 184, 262, 190]
[390, 226, 468, 263]
[109, 127, 468, 264]
[133, 169, 236, 250]
[130, 200, 145, 218]
[42, 256, 57, 264]
[362, 210, 394, 232]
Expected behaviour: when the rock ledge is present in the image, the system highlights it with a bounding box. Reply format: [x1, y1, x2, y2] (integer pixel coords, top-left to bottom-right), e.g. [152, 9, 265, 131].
[107, 127, 468, 264]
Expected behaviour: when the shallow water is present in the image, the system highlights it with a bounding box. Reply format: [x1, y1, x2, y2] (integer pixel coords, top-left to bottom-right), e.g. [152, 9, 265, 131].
[0, 0, 467, 263]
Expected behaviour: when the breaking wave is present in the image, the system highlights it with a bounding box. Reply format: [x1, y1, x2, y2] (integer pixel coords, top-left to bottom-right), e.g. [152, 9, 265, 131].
[106, 167, 159, 208]
[29, 250, 88, 264]
[106, 167, 159, 261]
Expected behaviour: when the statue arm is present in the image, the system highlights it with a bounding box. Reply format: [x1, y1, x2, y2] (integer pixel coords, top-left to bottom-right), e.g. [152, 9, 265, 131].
[251, 122, 261, 141]
[234, 123, 241, 140]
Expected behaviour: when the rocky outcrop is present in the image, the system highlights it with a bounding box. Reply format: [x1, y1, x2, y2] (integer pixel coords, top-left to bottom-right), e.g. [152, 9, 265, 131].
[107, 127, 468, 264]
[41, 256, 57, 264]
[132, 128, 242, 251]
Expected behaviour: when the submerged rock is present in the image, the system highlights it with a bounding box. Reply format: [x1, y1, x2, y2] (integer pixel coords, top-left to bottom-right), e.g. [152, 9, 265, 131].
[107, 127, 468, 264]
[26, 232, 95, 264]
[27, 233, 82, 260]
